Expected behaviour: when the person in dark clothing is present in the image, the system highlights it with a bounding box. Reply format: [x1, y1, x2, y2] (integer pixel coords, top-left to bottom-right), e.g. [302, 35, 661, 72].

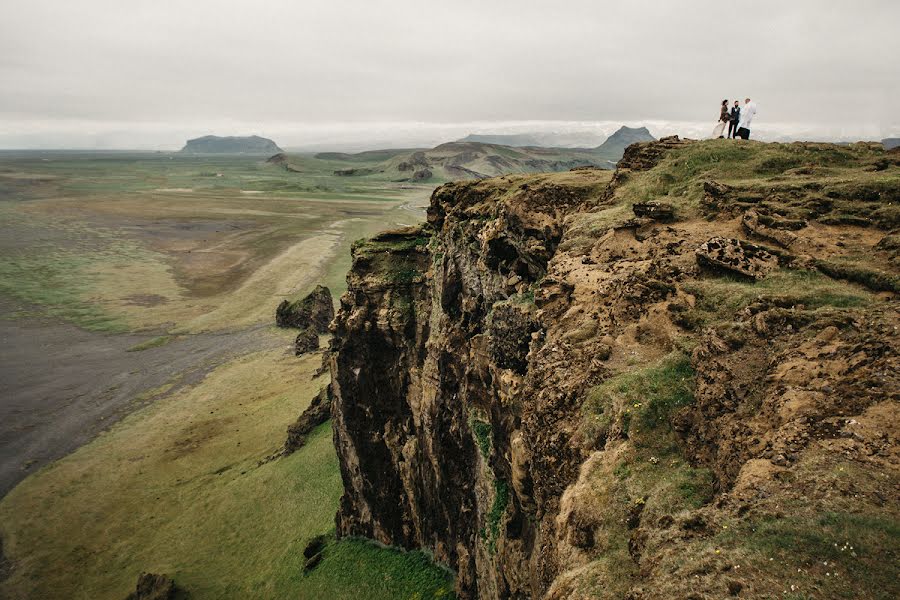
[728, 100, 741, 138]
[712, 99, 730, 138]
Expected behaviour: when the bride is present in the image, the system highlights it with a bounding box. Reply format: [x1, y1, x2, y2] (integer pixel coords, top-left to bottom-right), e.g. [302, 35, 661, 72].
[711, 99, 729, 138]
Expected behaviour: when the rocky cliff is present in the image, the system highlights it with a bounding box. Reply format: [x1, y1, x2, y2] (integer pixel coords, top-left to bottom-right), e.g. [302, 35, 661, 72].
[328, 138, 899, 599]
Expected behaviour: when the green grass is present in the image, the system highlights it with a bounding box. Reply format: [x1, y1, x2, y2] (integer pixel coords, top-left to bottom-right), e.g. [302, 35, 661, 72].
[0, 250, 129, 332]
[470, 420, 492, 460]
[296, 538, 455, 599]
[715, 511, 900, 600]
[126, 335, 174, 352]
[0, 349, 452, 600]
[681, 269, 872, 328]
[481, 479, 509, 555]
[582, 352, 695, 445]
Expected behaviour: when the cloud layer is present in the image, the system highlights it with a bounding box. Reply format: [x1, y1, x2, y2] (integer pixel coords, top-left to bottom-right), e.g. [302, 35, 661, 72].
[1, 0, 897, 148]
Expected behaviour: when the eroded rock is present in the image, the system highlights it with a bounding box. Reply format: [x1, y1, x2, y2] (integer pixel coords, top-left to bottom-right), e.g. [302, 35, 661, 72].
[275, 285, 334, 332]
[294, 327, 319, 355]
[284, 385, 332, 454]
[695, 236, 779, 279]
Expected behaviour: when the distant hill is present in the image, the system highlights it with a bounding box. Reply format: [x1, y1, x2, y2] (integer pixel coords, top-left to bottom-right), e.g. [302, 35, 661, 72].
[381, 142, 608, 181]
[884, 138, 900, 150]
[267, 126, 655, 183]
[457, 131, 606, 148]
[180, 135, 282, 154]
[591, 126, 655, 158]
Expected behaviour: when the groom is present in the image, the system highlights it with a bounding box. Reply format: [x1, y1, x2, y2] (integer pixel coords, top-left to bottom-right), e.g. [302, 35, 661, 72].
[736, 97, 757, 139]
[728, 100, 741, 138]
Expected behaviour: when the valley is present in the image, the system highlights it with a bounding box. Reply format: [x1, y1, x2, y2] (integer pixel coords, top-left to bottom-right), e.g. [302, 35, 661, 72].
[0, 150, 454, 599]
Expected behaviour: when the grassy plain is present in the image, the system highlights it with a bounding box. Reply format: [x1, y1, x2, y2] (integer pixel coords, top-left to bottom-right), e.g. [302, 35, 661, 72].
[0, 151, 452, 599]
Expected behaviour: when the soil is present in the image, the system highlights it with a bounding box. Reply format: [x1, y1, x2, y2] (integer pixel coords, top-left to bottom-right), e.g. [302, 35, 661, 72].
[0, 298, 288, 497]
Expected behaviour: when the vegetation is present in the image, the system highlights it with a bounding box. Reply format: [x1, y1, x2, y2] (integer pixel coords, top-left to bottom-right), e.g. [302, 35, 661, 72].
[682, 269, 872, 329]
[299, 538, 455, 599]
[481, 479, 510, 555]
[470, 419, 492, 460]
[0, 349, 452, 599]
[0, 151, 447, 599]
[575, 354, 715, 595]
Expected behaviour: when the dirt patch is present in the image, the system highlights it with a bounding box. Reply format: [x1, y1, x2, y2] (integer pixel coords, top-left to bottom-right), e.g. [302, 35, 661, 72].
[0, 298, 289, 497]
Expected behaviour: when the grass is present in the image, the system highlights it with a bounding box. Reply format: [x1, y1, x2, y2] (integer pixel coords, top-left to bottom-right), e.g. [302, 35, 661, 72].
[0, 153, 431, 334]
[480, 479, 509, 555]
[712, 510, 900, 600]
[297, 538, 455, 599]
[573, 354, 715, 595]
[470, 419, 492, 460]
[126, 335, 174, 352]
[681, 269, 872, 328]
[0, 339, 451, 600]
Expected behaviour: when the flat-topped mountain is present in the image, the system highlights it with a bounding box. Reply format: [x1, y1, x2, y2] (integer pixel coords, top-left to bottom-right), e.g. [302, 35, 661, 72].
[179, 135, 282, 154]
[884, 138, 900, 150]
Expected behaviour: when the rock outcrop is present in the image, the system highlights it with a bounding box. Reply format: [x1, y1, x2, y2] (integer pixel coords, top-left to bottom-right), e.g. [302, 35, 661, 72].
[328, 139, 899, 599]
[284, 385, 332, 454]
[275, 285, 334, 332]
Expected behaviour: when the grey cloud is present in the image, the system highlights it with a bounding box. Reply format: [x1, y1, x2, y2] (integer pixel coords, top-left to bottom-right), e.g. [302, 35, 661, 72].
[1, 0, 897, 148]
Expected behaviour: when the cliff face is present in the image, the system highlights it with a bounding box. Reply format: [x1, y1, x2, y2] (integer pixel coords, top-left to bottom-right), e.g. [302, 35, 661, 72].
[329, 139, 899, 599]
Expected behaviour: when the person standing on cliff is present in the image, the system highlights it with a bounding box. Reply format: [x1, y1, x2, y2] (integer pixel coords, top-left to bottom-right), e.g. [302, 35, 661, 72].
[728, 100, 741, 138]
[712, 99, 730, 138]
[736, 97, 757, 139]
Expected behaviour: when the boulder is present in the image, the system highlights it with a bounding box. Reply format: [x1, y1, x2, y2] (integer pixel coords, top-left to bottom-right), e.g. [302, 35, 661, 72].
[124, 573, 176, 600]
[294, 327, 320, 355]
[275, 285, 334, 332]
[695, 237, 779, 280]
[632, 201, 674, 221]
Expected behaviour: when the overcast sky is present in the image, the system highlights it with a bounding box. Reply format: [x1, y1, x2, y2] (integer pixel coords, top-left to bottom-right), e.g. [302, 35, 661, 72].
[1, 0, 897, 149]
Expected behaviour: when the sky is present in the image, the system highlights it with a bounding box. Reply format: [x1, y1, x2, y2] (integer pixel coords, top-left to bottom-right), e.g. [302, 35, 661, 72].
[1, 0, 897, 150]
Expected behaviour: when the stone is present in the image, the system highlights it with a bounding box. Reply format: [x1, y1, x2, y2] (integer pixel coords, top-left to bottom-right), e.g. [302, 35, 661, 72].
[284, 386, 332, 454]
[294, 327, 319, 355]
[124, 573, 177, 600]
[275, 285, 334, 332]
[695, 237, 779, 280]
[632, 201, 674, 221]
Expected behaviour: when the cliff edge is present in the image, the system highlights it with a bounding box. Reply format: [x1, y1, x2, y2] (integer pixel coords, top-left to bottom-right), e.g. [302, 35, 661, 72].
[329, 138, 899, 599]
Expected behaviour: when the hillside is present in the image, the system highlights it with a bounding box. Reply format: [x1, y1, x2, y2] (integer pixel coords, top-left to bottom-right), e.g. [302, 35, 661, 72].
[327, 138, 899, 599]
[180, 135, 282, 154]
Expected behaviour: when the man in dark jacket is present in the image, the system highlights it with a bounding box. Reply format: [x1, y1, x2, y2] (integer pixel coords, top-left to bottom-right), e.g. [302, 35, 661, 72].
[728, 100, 741, 138]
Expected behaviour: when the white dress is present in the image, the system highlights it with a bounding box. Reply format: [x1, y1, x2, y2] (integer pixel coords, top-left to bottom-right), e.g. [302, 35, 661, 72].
[711, 120, 727, 138]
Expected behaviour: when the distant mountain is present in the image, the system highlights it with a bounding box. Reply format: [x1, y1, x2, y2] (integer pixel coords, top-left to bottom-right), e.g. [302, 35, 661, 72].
[380, 141, 611, 181]
[268, 126, 655, 183]
[457, 131, 606, 148]
[884, 138, 900, 150]
[179, 135, 282, 154]
[591, 126, 655, 158]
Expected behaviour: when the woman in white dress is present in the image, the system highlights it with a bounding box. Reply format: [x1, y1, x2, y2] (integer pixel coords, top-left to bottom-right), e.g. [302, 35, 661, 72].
[711, 99, 729, 138]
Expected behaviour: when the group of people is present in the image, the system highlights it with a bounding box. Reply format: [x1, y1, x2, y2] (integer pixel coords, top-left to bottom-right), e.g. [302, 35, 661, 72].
[712, 98, 757, 139]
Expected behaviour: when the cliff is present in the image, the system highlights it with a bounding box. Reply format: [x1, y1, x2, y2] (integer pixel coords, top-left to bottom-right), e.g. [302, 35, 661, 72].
[328, 138, 899, 599]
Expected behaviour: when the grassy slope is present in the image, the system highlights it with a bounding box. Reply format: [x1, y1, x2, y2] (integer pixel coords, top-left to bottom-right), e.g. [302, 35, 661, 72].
[0, 347, 453, 599]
